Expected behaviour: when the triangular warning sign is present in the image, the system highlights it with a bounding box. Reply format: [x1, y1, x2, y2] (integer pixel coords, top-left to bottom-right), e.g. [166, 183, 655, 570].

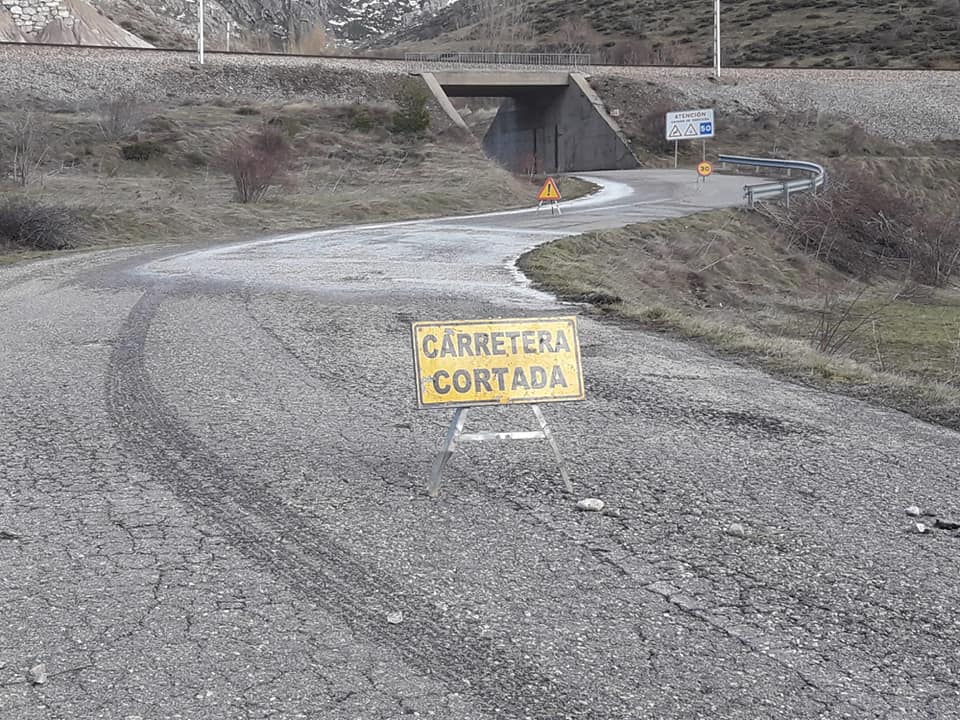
[537, 177, 562, 202]
[683, 123, 698, 137]
[668, 124, 682, 138]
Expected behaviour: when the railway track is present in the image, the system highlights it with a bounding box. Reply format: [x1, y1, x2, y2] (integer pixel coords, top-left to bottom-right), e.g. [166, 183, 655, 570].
[2, 38, 957, 73]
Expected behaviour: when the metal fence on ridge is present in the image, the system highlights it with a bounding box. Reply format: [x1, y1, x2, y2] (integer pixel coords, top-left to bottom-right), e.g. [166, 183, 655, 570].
[404, 51, 592, 72]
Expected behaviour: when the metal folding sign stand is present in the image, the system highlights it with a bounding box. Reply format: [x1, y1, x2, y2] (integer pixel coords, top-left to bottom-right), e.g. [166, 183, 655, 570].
[428, 404, 573, 498]
[537, 200, 562, 215]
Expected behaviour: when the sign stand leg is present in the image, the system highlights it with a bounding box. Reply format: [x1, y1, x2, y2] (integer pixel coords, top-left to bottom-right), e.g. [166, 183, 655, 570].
[674, 140, 678, 169]
[429, 407, 468, 497]
[702, 139, 706, 163]
[427, 404, 573, 497]
[530, 404, 572, 493]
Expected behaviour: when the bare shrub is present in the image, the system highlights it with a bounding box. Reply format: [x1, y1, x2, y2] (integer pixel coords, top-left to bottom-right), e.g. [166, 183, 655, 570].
[912, 208, 960, 286]
[934, 0, 960, 15]
[812, 284, 904, 355]
[0, 197, 79, 250]
[96, 94, 147, 139]
[606, 39, 658, 65]
[554, 17, 603, 55]
[635, 99, 677, 154]
[514, 150, 538, 178]
[221, 126, 293, 204]
[656, 41, 702, 66]
[775, 167, 960, 286]
[472, 0, 532, 50]
[9, 112, 50, 186]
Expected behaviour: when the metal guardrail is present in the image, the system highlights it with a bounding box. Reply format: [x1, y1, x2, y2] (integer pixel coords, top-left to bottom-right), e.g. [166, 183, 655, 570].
[718, 154, 826, 209]
[404, 51, 591, 72]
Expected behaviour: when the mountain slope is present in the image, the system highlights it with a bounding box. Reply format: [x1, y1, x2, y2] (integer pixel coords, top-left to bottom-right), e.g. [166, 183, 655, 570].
[385, 0, 960, 69]
[86, 0, 451, 49]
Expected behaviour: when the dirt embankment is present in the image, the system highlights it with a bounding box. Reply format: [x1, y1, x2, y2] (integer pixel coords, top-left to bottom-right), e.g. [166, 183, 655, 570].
[4, 42, 960, 146]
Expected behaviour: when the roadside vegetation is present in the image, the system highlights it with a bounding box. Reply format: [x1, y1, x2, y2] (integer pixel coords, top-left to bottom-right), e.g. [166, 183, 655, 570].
[0, 80, 535, 261]
[520, 152, 960, 429]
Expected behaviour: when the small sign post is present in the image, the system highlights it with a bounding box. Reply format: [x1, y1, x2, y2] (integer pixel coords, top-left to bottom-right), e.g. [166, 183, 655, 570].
[536, 176, 562, 215]
[412, 316, 585, 497]
[665, 109, 715, 168]
[697, 161, 713, 188]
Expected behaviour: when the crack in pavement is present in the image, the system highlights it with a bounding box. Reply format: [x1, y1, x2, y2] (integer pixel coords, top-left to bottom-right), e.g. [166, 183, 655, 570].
[105, 289, 620, 720]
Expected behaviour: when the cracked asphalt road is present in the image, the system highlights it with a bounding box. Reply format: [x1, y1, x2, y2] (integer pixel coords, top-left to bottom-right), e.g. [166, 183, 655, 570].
[2, 169, 959, 719]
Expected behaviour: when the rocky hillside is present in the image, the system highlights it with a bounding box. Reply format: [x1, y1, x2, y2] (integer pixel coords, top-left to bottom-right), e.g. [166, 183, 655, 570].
[3, 0, 955, 68]
[0, 0, 456, 48]
[385, 0, 960, 69]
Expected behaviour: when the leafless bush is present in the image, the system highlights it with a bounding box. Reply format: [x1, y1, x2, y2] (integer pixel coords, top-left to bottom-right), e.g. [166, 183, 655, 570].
[773, 167, 960, 287]
[513, 150, 538, 178]
[96, 94, 147, 139]
[912, 208, 960, 286]
[554, 17, 603, 54]
[635, 99, 678, 154]
[471, 0, 532, 50]
[220, 126, 293, 204]
[812, 284, 903, 355]
[605, 39, 658, 65]
[0, 196, 79, 250]
[9, 112, 50, 186]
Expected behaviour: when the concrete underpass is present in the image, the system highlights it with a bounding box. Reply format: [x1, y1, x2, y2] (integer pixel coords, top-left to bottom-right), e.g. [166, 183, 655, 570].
[420, 71, 640, 174]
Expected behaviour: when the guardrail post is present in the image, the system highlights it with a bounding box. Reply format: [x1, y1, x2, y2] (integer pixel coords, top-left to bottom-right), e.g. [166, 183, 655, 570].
[783, 183, 790, 208]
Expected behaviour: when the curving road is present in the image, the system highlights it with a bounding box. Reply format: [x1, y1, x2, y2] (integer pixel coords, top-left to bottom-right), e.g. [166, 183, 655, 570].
[2, 170, 959, 719]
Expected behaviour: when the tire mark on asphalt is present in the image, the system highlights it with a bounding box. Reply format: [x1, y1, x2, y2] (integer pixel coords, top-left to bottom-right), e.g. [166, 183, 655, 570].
[105, 289, 615, 720]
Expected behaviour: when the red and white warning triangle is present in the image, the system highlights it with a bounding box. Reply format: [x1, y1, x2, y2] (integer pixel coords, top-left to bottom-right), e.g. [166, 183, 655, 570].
[537, 177, 562, 202]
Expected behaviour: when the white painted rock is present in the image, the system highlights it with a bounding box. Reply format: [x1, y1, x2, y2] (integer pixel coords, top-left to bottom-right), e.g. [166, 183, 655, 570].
[576, 498, 604, 512]
[28, 663, 46, 685]
[725, 523, 747, 538]
[905, 505, 921, 517]
[386, 611, 403, 625]
[915, 522, 928, 534]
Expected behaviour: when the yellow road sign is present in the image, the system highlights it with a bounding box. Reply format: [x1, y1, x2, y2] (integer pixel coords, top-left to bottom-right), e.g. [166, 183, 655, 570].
[537, 177, 562, 202]
[697, 161, 713, 177]
[412, 317, 585, 408]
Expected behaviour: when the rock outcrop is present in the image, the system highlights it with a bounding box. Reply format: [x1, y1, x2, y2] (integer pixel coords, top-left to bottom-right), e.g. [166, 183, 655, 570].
[36, 0, 152, 46]
[0, 6, 26, 40]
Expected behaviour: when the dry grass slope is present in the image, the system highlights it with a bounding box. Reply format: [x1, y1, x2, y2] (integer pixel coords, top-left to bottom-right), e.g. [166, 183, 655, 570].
[0, 97, 532, 259]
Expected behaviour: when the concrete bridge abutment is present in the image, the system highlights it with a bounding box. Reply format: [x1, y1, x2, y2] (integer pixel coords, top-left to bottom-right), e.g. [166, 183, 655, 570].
[419, 71, 639, 174]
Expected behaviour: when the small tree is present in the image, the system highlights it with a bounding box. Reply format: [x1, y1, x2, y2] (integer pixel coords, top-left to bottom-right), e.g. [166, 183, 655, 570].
[473, 0, 532, 50]
[555, 17, 603, 55]
[221, 126, 293, 203]
[392, 79, 431, 135]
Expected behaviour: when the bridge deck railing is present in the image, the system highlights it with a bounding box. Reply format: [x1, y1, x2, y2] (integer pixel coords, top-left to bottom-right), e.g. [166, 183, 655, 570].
[405, 52, 591, 73]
